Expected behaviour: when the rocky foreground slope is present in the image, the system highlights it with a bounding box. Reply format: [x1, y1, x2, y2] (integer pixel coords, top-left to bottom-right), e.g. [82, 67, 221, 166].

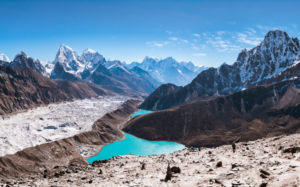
[2, 132, 300, 186]
[0, 99, 141, 178]
[124, 78, 300, 148]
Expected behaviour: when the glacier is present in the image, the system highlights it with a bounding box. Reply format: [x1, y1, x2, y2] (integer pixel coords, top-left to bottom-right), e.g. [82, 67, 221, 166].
[0, 95, 135, 157]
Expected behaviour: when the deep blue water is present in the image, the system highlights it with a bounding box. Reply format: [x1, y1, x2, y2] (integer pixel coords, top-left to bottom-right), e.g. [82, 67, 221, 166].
[87, 110, 185, 163]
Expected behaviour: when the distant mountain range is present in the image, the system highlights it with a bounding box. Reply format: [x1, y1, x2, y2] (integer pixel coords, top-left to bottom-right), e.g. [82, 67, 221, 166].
[0, 45, 165, 95]
[0, 44, 207, 94]
[48, 45, 161, 95]
[141, 30, 300, 110]
[124, 56, 208, 86]
[48, 44, 206, 91]
[5, 30, 296, 103]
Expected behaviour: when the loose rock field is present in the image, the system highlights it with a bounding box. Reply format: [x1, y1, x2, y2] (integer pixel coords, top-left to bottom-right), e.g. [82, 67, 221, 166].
[2, 133, 300, 186]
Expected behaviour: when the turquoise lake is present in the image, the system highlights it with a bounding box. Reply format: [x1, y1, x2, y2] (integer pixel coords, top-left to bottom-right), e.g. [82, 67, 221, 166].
[131, 109, 153, 117]
[88, 110, 185, 163]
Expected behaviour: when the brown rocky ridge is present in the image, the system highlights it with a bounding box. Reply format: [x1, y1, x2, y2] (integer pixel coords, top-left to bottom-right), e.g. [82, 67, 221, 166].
[124, 78, 300, 148]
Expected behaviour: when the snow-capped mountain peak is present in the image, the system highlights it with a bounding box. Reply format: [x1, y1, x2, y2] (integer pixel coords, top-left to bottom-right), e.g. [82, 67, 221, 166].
[105, 60, 131, 74]
[159, 57, 178, 69]
[13, 51, 26, 61]
[81, 48, 105, 71]
[7, 51, 48, 77]
[83, 48, 95, 53]
[124, 56, 208, 86]
[264, 29, 289, 42]
[235, 29, 300, 84]
[52, 44, 84, 76]
[142, 56, 161, 62]
[164, 56, 176, 61]
[143, 56, 152, 61]
[179, 61, 198, 72]
[0, 53, 10, 62]
[55, 44, 82, 65]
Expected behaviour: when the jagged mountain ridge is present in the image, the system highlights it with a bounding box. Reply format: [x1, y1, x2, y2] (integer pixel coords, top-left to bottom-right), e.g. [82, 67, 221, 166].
[0, 52, 48, 77]
[236, 30, 300, 85]
[140, 30, 300, 110]
[89, 64, 161, 94]
[124, 56, 208, 86]
[50, 44, 135, 79]
[49, 45, 160, 95]
[129, 66, 161, 89]
[1, 44, 204, 94]
[81, 48, 105, 71]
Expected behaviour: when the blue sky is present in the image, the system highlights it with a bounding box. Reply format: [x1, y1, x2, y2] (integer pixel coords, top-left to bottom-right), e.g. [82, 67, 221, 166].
[0, 0, 300, 67]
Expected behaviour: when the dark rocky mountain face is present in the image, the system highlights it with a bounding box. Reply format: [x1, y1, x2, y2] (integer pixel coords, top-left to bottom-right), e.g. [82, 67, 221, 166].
[93, 64, 112, 77]
[0, 66, 70, 115]
[141, 30, 300, 110]
[89, 64, 158, 95]
[55, 80, 114, 99]
[0, 52, 48, 77]
[108, 67, 157, 95]
[139, 83, 182, 110]
[129, 66, 162, 89]
[123, 79, 300, 147]
[0, 61, 9, 67]
[0, 66, 135, 115]
[51, 61, 82, 81]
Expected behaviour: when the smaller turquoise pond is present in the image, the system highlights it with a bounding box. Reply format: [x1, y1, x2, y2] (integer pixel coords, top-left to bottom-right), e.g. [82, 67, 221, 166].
[131, 109, 153, 117]
[88, 110, 185, 163]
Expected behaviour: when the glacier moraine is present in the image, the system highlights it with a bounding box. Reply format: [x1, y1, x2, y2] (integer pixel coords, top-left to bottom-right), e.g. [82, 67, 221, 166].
[0, 96, 134, 157]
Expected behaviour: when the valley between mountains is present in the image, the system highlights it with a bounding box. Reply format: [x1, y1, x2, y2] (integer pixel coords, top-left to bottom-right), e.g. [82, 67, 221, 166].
[1, 29, 300, 187]
[0, 95, 134, 156]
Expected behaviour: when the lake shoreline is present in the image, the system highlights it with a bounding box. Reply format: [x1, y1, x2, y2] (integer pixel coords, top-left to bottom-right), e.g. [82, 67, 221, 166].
[87, 109, 185, 163]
